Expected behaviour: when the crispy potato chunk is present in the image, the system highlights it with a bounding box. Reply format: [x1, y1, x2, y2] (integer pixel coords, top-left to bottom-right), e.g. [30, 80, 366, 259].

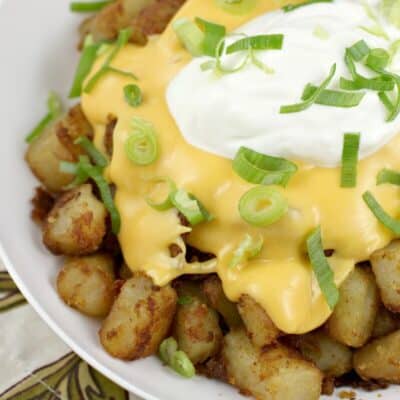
[43, 184, 107, 256]
[223, 329, 323, 400]
[100, 273, 177, 360]
[371, 240, 400, 313]
[354, 330, 400, 383]
[237, 295, 280, 348]
[372, 305, 400, 339]
[291, 330, 352, 377]
[202, 275, 242, 328]
[325, 266, 379, 347]
[173, 295, 223, 364]
[57, 253, 115, 317]
[25, 104, 92, 193]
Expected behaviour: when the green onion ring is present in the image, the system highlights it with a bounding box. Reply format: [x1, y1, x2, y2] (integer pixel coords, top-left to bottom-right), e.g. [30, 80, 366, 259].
[145, 177, 177, 211]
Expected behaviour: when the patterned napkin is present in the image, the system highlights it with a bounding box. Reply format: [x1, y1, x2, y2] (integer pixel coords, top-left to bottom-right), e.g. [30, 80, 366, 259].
[0, 261, 141, 400]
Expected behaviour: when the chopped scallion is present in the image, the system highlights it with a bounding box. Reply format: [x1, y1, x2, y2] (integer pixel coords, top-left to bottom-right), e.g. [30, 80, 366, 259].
[280, 63, 336, 113]
[363, 191, 400, 235]
[215, 34, 251, 74]
[173, 18, 204, 57]
[226, 34, 284, 53]
[229, 234, 264, 268]
[145, 176, 176, 211]
[340, 133, 360, 188]
[238, 186, 288, 227]
[70, 1, 111, 12]
[366, 48, 390, 70]
[74, 136, 108, 168]
[377, 168, 400, 186]
[233, 147, 297, 187]
[347, 40, 370, 62]
[123, 84, 142, 107]
[195, 17, 226, 57]
[313, 25, 330, 40]
[306, 226, 339, 310]
[282, 0, 333, 12]
[301, 85, 365, 107]
[25, 92, 62, 143]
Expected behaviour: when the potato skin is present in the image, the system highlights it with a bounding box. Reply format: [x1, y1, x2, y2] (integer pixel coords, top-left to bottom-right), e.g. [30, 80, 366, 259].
[371, 240, 400, 313]
[57, 253, 115, 317]
[202, 275, 242, 328]
[354, 330, 400, 383]
[290, 330, 352, 377]
[43, 184, 107, 256]
[173, 296, 223, 364]
[100, 273, 177, 360]
[372, 305, 400, 339]
[325, 266, 379, 348]
[25, 104, 92, 193]
[237, 294, 280, 348]
[222, 329, 322, 400]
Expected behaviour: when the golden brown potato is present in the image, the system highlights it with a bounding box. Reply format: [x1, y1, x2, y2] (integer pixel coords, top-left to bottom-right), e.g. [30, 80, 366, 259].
[290, 330, 352, 377]
[100, 273, 177, 360]
[202, 275, 242, 328]
[26, 104, 92, 192]
[237, 294, 280, 348]
[372, 305, 400, 339]
[222, 329, 323, 400]
[325, 266, 379, 348]
[354, 330, 400, 383]
[173, 295, 223, 364]
[371, 240, 400, 313]
[57, 253, 115, 317]
[43, 184, 107, 256]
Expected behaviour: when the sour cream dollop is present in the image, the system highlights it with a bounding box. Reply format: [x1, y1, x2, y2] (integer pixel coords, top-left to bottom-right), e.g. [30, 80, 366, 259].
[167, 0, 400, 167]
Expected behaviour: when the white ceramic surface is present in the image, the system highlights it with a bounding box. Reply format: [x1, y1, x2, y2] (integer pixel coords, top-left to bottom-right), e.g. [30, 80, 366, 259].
[0, 0, 399, 399]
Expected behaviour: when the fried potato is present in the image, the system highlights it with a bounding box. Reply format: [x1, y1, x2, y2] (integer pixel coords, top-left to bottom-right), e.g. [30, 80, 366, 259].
[43, 184, 107, 256]
[290, 330, 352, 377]
[237, 294, 280, 348]
[354, 330, 400, 383]
[100, 273, 177, 360]
[25, 104, 92, 192]
[173, 295, 223, 364]
[222, 329, 323, 400]
[202, 275, 242, 328]
[325, 266, 379, 347]
[57, 253, 115, 317]
[371, 240, 400, 313]
[372, 305, 400, 339]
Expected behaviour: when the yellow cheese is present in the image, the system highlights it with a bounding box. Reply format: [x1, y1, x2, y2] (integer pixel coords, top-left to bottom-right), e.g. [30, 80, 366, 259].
[82, 0, 400, 333]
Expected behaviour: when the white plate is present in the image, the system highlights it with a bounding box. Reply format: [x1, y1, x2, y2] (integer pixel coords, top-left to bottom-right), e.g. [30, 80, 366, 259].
[0, 0, 399, 399]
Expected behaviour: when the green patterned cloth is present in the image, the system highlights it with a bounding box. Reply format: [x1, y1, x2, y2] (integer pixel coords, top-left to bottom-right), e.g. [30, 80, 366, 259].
[0, 264, 139, 400]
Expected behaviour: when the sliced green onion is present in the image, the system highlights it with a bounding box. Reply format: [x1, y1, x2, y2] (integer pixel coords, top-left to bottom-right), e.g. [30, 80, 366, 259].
[170, 351, 196, 378]
[125, 117, 158, 166]
[340, 133, 360, 188]
[170, 189, 212, 225]
[159, 337, 178, 364]
[282, 0, 333, 12]
[251, 51, 275, 74]
[229, 234, 264, 268]
[60, 157, 90, 188]
[339, 76, 394, 91]
[69, 37, 100, 98]
[59, 161, 79, 175]
[195, 17, 226, 57]
[363, 191, 400, 235]
[301, 85, 365, 107]
[378, 91, 394, 112]
[359, 1, 389, 40]
[74, 136, 108, 168]
[200, 60, 216, 71]
[84, 28, 133, 93]
[313, 25, 330, 40]
[238, 186, 288, 227]
[347, 40, 370, 62]
[123, 84, 142, 107]
[377, 168, 400, 185]
[233, 147, 297, 187]
[366, 48, 390, 70]
[25, 92, 62, 143]
[306, 226, 339, 310]
[173, 18, 204, 57]
[226, 34, 284, 54]
[381, 0, 400, 29]
[280, 63, 336, 113]
[70, 1, 111, 12]
[215, 34, 251, 74]
[177, 296, 193, 305]
[215, 0, 256, 15]
[145, 177, 176, 211]
[389, 39, 400, 64]
[107, 66, 138, 80]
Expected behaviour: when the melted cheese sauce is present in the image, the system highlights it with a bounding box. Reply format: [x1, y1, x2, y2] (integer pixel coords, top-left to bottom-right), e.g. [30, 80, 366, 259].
[82, 0, 400, 333]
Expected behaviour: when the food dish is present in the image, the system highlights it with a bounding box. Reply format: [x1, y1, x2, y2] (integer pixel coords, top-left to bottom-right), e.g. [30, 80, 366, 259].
[2, 0, 400, 398]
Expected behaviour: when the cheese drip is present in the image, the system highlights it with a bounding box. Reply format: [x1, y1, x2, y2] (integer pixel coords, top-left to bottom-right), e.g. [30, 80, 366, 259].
[82, 0, 400, 333]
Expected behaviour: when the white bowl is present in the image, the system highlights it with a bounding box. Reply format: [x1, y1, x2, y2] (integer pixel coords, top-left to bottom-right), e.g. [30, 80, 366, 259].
[0, 0, 399, 399]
